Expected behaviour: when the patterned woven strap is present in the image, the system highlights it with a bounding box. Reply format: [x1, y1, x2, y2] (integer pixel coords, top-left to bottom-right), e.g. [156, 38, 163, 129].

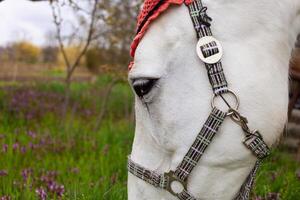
[234, 160, 262, 200]
[177, 190, 198, 200]
[128, 158, 198, 199]
[175, 107, 226, 182]
[243, 131, 270, 159]
[128, 157, 166, 188]
[186, 0, 212, 38]
[234, 133, 270, 199]
[186, 0, 228, 94]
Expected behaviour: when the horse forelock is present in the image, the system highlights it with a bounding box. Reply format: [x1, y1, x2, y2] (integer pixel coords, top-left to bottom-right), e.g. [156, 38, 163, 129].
[130, 0, 194, 58]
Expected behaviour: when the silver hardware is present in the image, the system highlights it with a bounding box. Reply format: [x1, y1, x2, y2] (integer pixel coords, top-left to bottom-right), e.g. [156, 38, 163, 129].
[243, 130, 263, 144]
[227, 108, 250, 133]
[243, 129, 270, 159]
[211, 89, 239, 111]
[164, 171, 187, 196]
[196, 36, 223, 64]
[227, 108, 265, 139]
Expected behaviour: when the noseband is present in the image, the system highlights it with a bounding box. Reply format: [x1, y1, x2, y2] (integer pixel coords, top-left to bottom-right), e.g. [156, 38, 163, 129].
[128, 0, 270, 199]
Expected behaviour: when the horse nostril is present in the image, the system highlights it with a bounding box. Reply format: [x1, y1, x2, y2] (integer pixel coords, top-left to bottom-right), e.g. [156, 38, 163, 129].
[132, 79, 158, 97]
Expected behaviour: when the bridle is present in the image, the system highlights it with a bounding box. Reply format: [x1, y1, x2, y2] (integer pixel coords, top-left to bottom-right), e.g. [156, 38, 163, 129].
[128, 0, 270, 199]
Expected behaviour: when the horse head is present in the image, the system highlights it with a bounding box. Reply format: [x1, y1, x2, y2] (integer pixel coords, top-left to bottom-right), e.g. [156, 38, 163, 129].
[128, 0, 300, 199]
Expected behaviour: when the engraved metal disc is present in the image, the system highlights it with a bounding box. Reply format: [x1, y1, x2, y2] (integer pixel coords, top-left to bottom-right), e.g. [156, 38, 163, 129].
[196, 36, 223, 64]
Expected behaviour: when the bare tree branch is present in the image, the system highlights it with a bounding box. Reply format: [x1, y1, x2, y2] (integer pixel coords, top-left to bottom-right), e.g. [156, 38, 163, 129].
[49, 0, 101, 117]
[67, 0, 99, 80]
[50, 1, 71, 70]
[50, 0, 99, 82]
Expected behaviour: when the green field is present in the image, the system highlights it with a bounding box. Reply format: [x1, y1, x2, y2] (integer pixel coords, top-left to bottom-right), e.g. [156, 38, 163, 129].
[0, 77, 299, 200]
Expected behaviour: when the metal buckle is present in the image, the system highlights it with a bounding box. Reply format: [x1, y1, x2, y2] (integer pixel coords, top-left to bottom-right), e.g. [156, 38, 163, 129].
[164, 171, 187, 197]
[196, 36, 223, 64]
[243, 130, 270, 159]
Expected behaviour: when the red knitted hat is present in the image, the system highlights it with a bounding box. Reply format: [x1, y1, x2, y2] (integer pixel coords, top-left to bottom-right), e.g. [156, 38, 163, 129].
[130, 0, 194, 58]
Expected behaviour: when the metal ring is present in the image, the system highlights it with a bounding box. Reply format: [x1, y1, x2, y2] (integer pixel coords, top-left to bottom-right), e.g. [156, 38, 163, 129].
[211, 89, 240, 112]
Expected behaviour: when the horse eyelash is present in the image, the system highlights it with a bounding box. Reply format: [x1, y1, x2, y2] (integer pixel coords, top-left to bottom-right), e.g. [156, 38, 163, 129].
[141, 97, 151, 114]
[154, 83, 161, 89]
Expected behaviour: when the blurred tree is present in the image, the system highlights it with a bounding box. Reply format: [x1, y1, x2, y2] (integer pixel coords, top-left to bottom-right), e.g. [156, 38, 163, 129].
[94, 0, 142, 70]
[42, 46, 58, 64]
[85, 47, 101, 73]
[57, 45, 85, 69]
[105, 0, 142, 67]
[11, 41, 41, 64]
[84, 0, 142, 77]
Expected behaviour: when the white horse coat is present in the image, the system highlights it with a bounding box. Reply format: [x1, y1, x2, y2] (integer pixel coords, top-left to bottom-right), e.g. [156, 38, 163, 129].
[128, 0, 300, 199]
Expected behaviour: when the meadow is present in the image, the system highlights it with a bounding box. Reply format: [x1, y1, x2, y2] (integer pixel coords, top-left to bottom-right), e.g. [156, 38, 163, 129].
[0, 76, 299, 200]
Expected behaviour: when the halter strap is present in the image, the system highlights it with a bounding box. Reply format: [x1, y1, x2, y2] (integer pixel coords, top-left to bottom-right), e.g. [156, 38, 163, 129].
[128, 158, 198, 200]
[187, 0, 228, 95]
[174, 108, 226, 181]
[128, 0, 270, 199]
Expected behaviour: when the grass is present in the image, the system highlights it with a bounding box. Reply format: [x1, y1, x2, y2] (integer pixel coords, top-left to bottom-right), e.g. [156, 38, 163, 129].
[0, 77, 299, 200]
[255, 149, 300, 199]
[0, 119, 132, 200]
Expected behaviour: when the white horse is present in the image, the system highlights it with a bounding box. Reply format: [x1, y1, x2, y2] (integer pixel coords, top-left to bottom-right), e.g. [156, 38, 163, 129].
[128, 0, 300, 199]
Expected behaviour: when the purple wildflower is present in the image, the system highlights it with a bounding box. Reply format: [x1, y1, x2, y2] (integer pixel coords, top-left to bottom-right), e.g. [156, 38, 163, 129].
[0, 196, 11, 200]
[28, 142, 40, 150]
[27, 130, 37, 139]
[270, 172, 278, 182]
[40, 170, 58, 185]
[2, 144, 8, 153]
[26, 113, 34, 120]
[47, 181, 65, 197]
[28, 142, 34, 150]
[83, 109, 92, 117]
[39, 138, 47, 146]
[22, 169, 33, 182]
[56, 184, 65, 197]
[0, 170, 8, 177]
[8, 87, 65, 120]
[267, 192, 280, 200]
[12, 143, 19, 151]
[20, 146, 27, 154]
[35, 187, 47, 200]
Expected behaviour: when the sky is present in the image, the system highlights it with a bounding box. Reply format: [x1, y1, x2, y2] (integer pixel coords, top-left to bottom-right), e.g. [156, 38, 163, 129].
[0, 0, 73, 46]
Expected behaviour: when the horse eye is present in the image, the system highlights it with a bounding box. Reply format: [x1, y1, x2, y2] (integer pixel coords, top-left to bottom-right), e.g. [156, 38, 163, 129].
[132, 78, 158, 97]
